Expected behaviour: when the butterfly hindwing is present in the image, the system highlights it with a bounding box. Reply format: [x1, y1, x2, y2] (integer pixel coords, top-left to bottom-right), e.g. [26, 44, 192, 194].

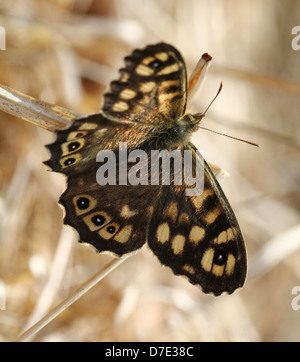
[60, 170, 160, 255]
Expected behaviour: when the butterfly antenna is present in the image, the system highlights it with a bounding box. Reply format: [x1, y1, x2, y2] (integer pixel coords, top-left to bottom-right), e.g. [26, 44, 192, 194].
[198, 82, 259, 147]
[199, 125, 260, 147]
[203, 82, 223, 116]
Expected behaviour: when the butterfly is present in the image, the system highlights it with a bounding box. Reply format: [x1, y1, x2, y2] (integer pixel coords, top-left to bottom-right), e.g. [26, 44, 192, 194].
[44, 42, 247, 296]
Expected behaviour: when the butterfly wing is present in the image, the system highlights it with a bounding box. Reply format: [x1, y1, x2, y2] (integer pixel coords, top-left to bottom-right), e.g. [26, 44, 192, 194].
[45, 43, 188, 175]
[44, 113, 151, 176]
[59, 170, 159, 255]
[147, 143, 247, 296]
[101, 42, 187, 123]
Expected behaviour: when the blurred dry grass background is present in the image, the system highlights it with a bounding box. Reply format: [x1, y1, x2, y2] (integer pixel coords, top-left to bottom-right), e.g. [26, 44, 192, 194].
[0, 0, 300, 342]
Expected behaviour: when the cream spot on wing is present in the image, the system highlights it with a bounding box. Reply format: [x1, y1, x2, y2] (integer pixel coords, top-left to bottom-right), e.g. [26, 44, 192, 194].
[119, 72, 130, 82]
[112, 101, 129, 112]
[136, 64, 154, 76]
[215, 230, 227, 244]
[157, 63, 180, 75]
[95, 128, 108, 137]
[142, 56, 155, 65]
[201, 248, 214, 272]
[212, 264, 225, 277]
[205, 207, 220, 224]
[158, 92, 180, 104]
[114, 225, 132, 243]
[182, 264, 195, 274]
[147, 206, 154, 218]
[156, 222, 170, 243]
[155, 52, 169, 62]
[192, 189, 213, 209]
[132, 104, 146, 114]
[120, 88, 137, 100]
[189, 226, 205, 244]
[139, 95, 150, 105]
[227, 228, 234, 241]
[121, 205, 138, 218]
[160, 79, 180, 91]
[171, 234, 185, 254]
[225, 253, 236, 275]
[178, 213, 189, 224]
[139, 81, 156, 93]
[78, 122, 98, 130]
[165, 202, 178, 222]
[98, 223, 119, 240]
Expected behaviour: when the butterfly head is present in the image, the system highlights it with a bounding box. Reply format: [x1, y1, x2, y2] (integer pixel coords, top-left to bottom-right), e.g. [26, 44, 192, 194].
[178, 112, 206, 134]
[175, 80, 223, 142]
[150, 112, 205, 150]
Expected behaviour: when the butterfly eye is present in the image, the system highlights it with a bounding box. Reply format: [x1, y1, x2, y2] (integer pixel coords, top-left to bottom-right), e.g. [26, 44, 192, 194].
[91, 214, 106, 227]
[76, 197, 90, 210]
[148, 59, 163, 70]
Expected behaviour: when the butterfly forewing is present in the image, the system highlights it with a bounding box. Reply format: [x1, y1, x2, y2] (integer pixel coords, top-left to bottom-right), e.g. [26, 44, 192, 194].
[44, 114, 112, 175]
[147, 145, 246, 295]
[102, 43, 187, 123]
[45, 44, 188, 175]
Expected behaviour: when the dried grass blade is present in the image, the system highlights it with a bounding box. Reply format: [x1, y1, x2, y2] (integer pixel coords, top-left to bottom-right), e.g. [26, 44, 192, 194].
[0, 84, 82, 132]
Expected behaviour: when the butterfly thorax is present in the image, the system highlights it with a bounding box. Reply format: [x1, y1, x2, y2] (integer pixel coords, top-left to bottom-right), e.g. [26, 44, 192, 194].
[143, 112, 203, 151]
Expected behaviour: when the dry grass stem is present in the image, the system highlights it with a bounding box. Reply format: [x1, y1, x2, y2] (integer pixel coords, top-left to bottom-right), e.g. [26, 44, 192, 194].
[15, 255, 131, 342]
[0, 84, 81, 132]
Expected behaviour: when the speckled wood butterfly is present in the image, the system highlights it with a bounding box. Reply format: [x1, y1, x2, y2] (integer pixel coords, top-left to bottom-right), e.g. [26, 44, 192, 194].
[45, 43, 247, 296]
